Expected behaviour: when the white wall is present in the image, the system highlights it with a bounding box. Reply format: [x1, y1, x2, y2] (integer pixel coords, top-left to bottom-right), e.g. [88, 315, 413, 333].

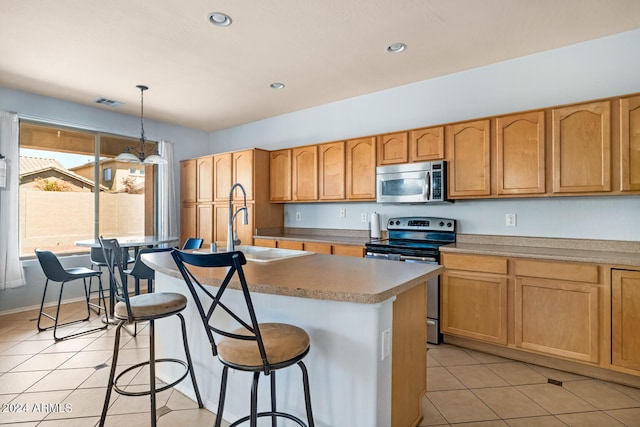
[210, 29, 640, 241]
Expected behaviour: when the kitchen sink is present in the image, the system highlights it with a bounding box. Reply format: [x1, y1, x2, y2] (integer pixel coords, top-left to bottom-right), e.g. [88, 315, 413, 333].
[195, 245, 314, 263]
[235, 245, 314, 262]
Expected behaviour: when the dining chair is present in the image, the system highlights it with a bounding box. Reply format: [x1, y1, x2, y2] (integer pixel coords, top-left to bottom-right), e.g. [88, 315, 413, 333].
[35, 249, 108, 341]
[171, 249, 314, 427]
[124, 247, 173, 294]
[181, 237, 204, 250]
[88, 245, 135, 314]
[98, 237, 203, 427]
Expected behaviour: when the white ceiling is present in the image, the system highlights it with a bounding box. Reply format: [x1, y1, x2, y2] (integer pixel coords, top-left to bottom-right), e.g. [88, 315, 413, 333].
[2, 0, 640, 132]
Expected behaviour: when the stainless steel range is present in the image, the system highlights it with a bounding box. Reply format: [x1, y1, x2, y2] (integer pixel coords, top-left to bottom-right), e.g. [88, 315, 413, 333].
[365, 217, 456, 344]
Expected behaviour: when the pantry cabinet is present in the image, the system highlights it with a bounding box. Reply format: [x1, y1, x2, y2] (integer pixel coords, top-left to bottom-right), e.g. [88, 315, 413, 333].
[447, 119, 491, 197]
[181, 149, 283, 249]
[496, 111, 546, 195]
[620, 95, 640, 191]
[441, 253, 508, 345]
[611, 269, 640, 371]
[552, 100, 611, 193]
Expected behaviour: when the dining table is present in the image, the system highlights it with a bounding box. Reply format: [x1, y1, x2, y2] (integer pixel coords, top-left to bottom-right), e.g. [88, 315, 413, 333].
[75, 235, 179, 320]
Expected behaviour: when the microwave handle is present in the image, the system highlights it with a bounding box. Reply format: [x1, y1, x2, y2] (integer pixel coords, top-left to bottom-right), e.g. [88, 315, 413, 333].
[425, 171, 431, 200]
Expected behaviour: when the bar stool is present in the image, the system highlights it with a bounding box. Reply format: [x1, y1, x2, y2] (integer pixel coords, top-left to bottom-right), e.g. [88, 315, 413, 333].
[172, 249, 314, 427]
[35, 249, 108, 341]
[98, 237, 203, 427]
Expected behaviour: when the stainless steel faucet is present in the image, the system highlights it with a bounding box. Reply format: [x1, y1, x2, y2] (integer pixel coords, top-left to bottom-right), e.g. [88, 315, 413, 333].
[227, 182, 249, 252]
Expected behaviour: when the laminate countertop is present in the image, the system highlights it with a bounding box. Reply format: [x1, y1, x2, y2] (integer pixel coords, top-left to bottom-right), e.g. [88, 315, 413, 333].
[142, 250, 442, 304]
[440, 234, 640, 267]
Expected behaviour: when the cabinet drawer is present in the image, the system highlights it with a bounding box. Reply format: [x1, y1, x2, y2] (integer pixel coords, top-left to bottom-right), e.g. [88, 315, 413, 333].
[277, 240, 304, 250]
[254, 238, 277, 248]
[442, 253, 507, 275]
[514, 259, 599, 283]
[304, 242, 332, 254]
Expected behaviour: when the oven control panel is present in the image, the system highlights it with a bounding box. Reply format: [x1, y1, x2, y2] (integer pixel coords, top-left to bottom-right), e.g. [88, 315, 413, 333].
[387, 217, 455, 232]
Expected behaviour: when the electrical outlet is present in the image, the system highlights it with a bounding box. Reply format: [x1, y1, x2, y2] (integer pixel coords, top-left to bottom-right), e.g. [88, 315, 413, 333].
[381, 329, 391, 360]
[339, 208, 346, 219]
[361, 212, 368, 222]
[295, 212, 301, 221]
[506, 213, 517, 227]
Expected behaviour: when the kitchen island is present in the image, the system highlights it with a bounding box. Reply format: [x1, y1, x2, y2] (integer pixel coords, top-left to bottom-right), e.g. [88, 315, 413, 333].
[142, 250, 442, 427]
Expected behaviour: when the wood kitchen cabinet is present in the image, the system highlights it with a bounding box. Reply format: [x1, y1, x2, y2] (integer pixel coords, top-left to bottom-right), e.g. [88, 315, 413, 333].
[377, 131, 408, 165]
[346, 136, 376, 200]
[496, 111, 546, 195]
[552, 100, 611, 193]
[182, 149, 283, 248]
[270, 149, 291, 201]
[180, 159, 197, 204]
[611, 269, 640, 371]
[196, 156, 214, 202]
[213, 152, 232, 202]
[343, 137, 376, 200]
[318, 141, 345, 200]
[409, 125, 445, 162]
[513, 259, 600, 363]
[446, 119, 491, 197]
[292, 145, 318, 201]
[620, 95, 640, 191]
[441, 253, 508, 345]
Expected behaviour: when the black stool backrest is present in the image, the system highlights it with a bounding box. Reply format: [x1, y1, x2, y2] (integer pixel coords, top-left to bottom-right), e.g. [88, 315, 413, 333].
[181, 238, 204, 250]
[171, 250, 271, 374]
[35, 249, 73, 282]
[99, 237, 134, 323]
[128, 247, 173, 281]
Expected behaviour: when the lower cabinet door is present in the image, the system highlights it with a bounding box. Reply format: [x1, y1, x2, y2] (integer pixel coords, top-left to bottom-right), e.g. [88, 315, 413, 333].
[441, 270, 508, 345]
[515, 277, 599, 363]
[612, 269, 640, 371]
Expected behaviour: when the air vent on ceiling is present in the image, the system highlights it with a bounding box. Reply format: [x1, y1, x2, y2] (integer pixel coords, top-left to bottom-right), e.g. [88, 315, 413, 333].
[95, 97, 124, 107]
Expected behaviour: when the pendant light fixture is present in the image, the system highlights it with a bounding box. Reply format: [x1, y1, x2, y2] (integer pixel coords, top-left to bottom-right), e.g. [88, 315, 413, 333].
[115, 85, 167, 164]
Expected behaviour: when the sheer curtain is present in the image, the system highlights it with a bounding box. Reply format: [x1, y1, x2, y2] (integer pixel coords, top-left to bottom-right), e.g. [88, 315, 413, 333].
[156, 140, 178, 241]
[0, 111, 25, 290]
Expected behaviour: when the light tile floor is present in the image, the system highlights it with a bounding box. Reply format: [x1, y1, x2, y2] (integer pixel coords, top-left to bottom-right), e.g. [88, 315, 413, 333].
[2, 301, 640, 426]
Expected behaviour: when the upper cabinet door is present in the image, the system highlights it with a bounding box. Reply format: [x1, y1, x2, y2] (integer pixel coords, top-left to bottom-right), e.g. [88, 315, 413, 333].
[620, 95, 640, 191]
[409, 126, 445, 162]
[180, 159, 197, 204]
[377, 132, 408, 165]
[447, 119, 491, 197]
[232, 149, 254, 201]
[292, 145, 318, 201]
[496, 111, 546, 195]
[196, 156, 214, 202]
[270, 149, 292, 201]
[552, 101, 611, 193]
[213, 153, 233, 201]
[318, 141, 345, 200]
[346, 136, 377, 200]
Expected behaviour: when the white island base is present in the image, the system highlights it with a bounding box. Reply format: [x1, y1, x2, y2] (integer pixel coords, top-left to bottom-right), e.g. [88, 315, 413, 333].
[144, 252, 438, 427]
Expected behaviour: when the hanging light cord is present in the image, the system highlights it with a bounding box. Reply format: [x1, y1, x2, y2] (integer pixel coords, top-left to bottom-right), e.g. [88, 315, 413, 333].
[137, 85, 148, 153]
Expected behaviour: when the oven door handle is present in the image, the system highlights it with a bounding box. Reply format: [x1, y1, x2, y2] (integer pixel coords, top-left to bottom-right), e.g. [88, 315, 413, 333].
[399, 255, 438, 263]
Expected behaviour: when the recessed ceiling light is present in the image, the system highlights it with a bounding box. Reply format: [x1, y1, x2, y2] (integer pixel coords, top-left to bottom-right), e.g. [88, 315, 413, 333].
[208, 12, 232, 27]
[386, 42, 407, 53]
[270, 82, 285, 89]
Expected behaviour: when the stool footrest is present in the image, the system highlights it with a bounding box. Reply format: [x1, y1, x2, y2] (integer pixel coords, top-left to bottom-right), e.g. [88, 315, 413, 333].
[230, 411, 308, 427]
[113, 358, 190, 397]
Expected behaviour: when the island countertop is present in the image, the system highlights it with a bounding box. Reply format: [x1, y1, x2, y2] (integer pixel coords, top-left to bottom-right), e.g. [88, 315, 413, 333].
[142, 251, 443, 304]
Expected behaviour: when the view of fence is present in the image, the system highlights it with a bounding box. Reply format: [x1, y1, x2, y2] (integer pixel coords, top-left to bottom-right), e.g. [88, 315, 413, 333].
[19, 190, 144, 256]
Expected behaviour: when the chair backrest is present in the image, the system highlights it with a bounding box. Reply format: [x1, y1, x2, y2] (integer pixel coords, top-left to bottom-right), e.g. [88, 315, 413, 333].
[90, 246, 107, 265]
[181, 238, 204, 250]
[128, 247, 173, 281]
[99, 237, 134, 322]
[35, 249, 72, 283]
[171, 249, 270, 373]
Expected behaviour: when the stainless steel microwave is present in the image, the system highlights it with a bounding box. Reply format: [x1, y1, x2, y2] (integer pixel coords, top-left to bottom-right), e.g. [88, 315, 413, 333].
[376, 161, 448, 203]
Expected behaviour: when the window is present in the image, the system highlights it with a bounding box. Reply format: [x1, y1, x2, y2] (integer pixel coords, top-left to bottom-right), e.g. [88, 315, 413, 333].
[129, 168, 137, 174]
[19, 122, 157, 257]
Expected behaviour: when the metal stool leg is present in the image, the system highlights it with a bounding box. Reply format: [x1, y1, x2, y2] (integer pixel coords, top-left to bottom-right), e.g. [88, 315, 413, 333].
[299, 361, 315, 427]
[250, 372, 260, 427]
[99, 320, 124, 427]
[215, 366, 229, 427]
[270, 372, 277, 427]
[178, 313, 203, 408]
[149, 319, 157, 427]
